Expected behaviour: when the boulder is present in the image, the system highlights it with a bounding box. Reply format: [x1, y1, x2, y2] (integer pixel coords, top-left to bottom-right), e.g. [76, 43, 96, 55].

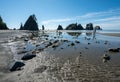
[21, 53, 36, 60]
[109, 48, 119, 52]
[10, 61, 25, 72]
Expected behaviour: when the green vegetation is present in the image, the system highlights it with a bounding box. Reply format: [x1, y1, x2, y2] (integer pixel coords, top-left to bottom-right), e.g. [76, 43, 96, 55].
[0, 16, 9, 30]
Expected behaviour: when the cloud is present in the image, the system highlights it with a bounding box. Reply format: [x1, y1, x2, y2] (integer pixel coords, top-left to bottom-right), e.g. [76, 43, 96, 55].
[41, 18, 75, 24]
[41, 8, 120, 29]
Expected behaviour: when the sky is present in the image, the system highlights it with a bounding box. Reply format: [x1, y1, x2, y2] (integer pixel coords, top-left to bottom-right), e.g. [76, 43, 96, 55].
[0, 0, 120, 30]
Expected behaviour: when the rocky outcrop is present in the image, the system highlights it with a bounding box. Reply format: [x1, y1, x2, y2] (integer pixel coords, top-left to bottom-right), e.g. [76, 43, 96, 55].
[21, 53, 36, 60]
[9, 61, 25, 71]
[95, 26, 102, 30]
[20, 14, 39, 30]
[0, 16, 9, 30]
[57, 25, 63, 30]
[86, 23, 93, 30]
[65, 23, 84, 30]
[19, 23, 23, 30]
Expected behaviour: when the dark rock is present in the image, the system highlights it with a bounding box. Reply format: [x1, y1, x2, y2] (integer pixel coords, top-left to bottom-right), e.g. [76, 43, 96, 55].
[21, 53, 36, 60]
[19, 23, 23, 30]
[10, 61, 25, 72]
[57, 25, 63, 30]
[88, 43, 91, 45]
[21, 14, 39, 30]
[109, 48, 119, 52]
[102, 54, 110, 62]
[86, 23, 93, 30]
[24, 38, 29, 41]
[66, 23, 84, 30]
[75, 40, 80, 43]
[42, 25, 45, 30]
[71, 42, 75, 46]
[95, 26, 102, 30]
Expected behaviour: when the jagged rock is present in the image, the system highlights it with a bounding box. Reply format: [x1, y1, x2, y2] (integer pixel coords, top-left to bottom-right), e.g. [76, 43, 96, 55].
[9, 61, 25, 72]
[86, 23, 93, 30]
[21, 53, 36, 60]
[42, 25, 45, 30]
[66, 23, 84, 30]
[57, 25, 63, 30]
[21, 14, 39, 30]
[0, 16, 9, 30]
[95, 26, 102, 30]
[109, 48, 119, 52]
[19, 23, 24, 30]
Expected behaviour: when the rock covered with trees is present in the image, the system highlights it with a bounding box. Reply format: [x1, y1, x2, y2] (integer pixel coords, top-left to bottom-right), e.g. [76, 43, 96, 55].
[65, 23, 84, 30]
[57, 25, 63, 30]
[95, 26, 102, 30]
[86, 23, 93, 30]
[0, 16, 9, 30]
[20, 14, 39, 30]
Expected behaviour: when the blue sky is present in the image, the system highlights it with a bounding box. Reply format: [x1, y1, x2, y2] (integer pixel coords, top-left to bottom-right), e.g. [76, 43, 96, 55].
[0, 0, 120, 30]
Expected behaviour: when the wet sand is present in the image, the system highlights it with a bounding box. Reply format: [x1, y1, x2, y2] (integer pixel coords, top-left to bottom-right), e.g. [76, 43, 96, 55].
[98, 33, 120, 37]
[0, 30, 120, 82]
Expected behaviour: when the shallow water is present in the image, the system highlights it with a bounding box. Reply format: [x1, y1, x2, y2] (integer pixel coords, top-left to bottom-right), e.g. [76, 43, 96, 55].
[7, 30, 120, 82]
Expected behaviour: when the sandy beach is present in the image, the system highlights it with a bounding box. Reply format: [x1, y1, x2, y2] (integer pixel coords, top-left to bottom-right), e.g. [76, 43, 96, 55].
[0, 30, 120, 82]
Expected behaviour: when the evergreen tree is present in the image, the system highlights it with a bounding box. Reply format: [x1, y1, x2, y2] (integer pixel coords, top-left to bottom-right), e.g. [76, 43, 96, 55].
[0, 16, 9, 30]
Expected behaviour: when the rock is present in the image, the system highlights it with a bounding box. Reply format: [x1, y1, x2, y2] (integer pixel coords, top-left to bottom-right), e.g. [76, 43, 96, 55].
[24, 38, 29, 41]
[57, 25, 63, 30]
[65, 23, 84, 30]
[109, 48, 119, 52]
[75, 40, 80, 43]
[10, 61, 25, 72]
[21, 53, 36, 60]
[88, 43, 91, 45]
[102, 54, 110, 62]
[86, 23, 93, 30]
[20, 14, 39, 30]
[95, 26, 102, 30]
[71, 43, 75, 46]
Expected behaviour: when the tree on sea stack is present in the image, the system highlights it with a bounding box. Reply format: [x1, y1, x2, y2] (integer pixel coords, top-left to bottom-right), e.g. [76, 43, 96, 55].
[57, 25, 63, 30]
[23, 14, 39, 30]
[0, 16, 9, 30]
[65, 23, 84, 30]
[86, 23, 93, 30]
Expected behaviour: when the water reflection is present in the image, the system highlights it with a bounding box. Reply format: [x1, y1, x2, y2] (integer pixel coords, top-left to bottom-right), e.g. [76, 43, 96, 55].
[86, 32, 92, 36]
[67, 32, 82, 37]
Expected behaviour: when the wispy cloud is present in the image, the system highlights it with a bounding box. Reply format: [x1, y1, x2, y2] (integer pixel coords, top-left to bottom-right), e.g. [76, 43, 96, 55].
[41, 18, 75, 24]
[41, 8, 120, 29]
